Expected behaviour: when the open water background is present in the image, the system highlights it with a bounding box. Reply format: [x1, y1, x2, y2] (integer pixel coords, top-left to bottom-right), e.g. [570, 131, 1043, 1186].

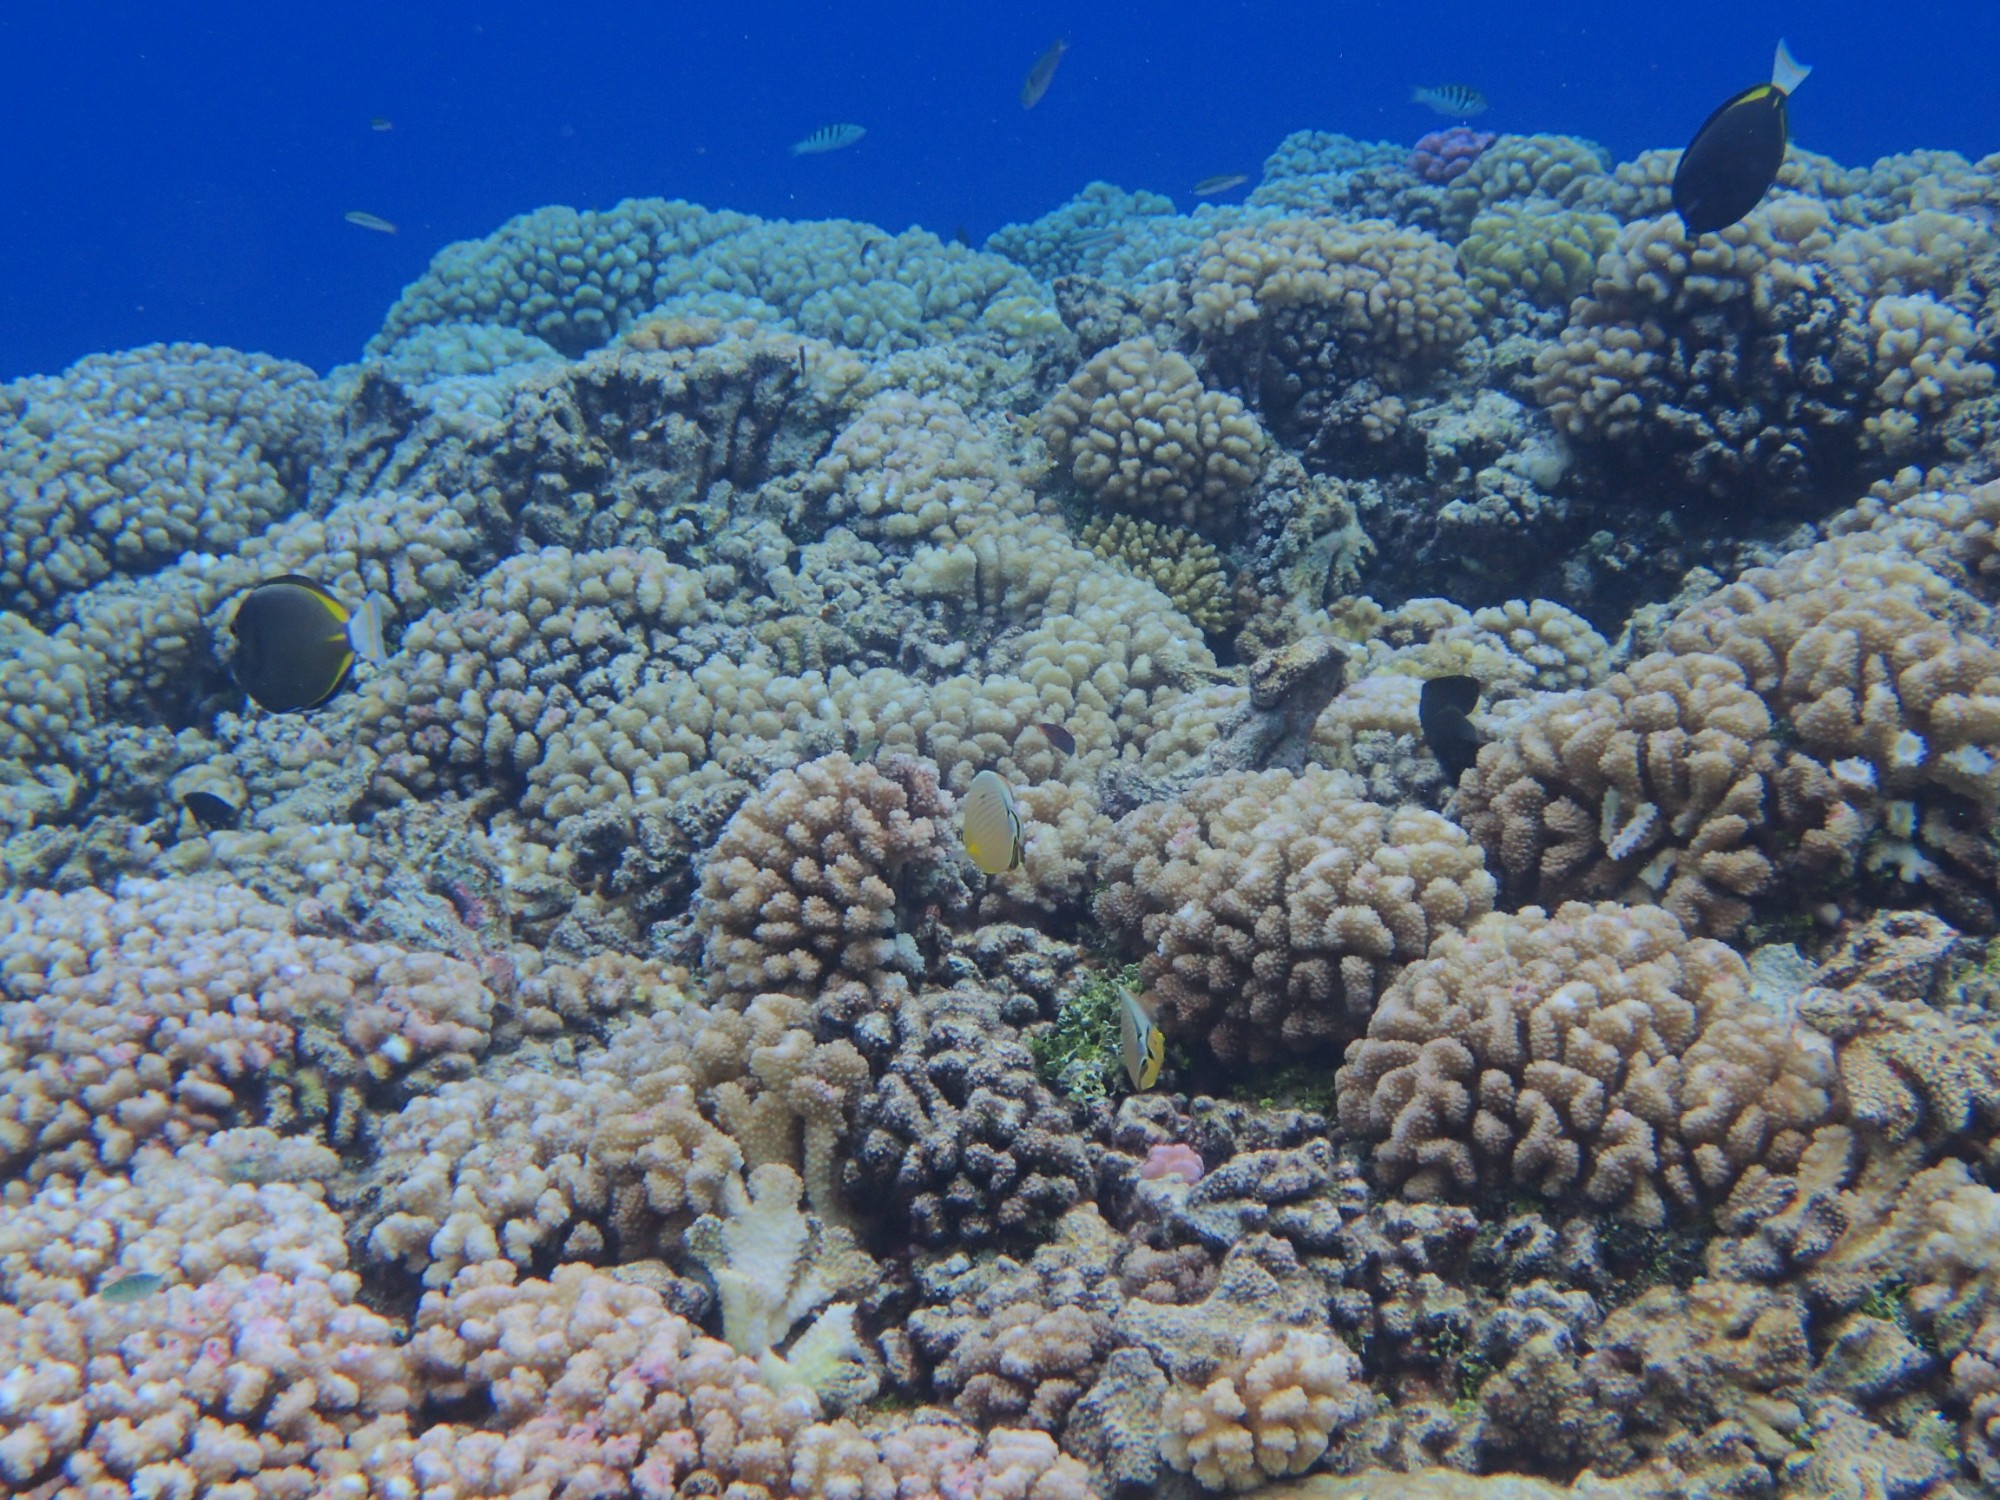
[2, 0, 1995, 379]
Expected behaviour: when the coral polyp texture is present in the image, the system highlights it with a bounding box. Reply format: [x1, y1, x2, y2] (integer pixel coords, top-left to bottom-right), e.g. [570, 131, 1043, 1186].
[1095, 765, 1496, 1066]
[1334, 902, 1832, 1224]
[1530, 198, 1998, 510]
[1182, 217, 1476, 447]
[10, 110, 2000, 1500]
[1040, 336, 1267, 534]
[1462, 487, 2000, 936]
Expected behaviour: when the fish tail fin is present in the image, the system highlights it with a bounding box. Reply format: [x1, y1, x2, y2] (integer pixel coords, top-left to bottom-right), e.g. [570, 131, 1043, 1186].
[1772, 38, 1812, 94]
[1409, 85, 1427, 103]
[349, 592, 391, 662]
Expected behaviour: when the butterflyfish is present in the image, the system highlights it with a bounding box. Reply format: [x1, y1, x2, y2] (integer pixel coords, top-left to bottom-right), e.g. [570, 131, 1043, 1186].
[230, 576, 390, 714]
[1672, 40, 1812, 236]
[1410, 84, 1487, 118]
[1419, 674, 1483, 786]
[344, 210, 398, 234]
[962, 769, 1026, 875]
[1120, 986, 1164, 1091]
[1021, 40, 1067, 109]
[791, 124, 866, 156]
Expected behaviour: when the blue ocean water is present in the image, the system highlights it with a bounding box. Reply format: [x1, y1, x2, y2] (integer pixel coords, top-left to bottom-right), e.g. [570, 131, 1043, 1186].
[2, 0, 1994, 382]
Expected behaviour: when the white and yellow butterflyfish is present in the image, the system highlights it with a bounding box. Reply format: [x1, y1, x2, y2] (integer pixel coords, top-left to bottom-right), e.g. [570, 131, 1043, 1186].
[961, 769, 1025, 876]
[1120, 986, 1164, 1091]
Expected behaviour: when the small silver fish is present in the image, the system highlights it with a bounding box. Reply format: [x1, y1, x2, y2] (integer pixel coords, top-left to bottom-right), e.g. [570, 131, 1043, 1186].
[370, 117, 394, 132]
[102, 1272, 165, 1303]
[1411, 84, 1488, 118]
[1022, 40, 1068, 109]
[1192, 173, 1249, 197]
[1071, 227, 1125, 254]
[791, 123, 866, 157]
[344, 210, 398, 234]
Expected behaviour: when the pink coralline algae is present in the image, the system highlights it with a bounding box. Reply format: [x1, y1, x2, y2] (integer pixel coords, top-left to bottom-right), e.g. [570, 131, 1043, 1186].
[1140, 1142, 1205, 1185]
[1410, 126, 1496, 183]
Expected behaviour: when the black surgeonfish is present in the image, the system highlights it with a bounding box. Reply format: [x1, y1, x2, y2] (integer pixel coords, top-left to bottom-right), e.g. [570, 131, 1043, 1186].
[1419, 675, 1483, 786]
[230, 576, 389, 713]
[1672, 40, 1812, 236]
[179, 790, 242, 831]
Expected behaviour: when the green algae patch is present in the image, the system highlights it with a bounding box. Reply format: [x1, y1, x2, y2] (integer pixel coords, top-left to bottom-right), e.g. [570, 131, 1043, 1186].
[1030, 963, 1142, 1103]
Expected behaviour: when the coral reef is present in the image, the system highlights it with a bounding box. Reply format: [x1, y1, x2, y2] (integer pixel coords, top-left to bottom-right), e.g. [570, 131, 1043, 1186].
[11, 109, 2000, 1500]
[1463, 495, 2000, 936]
[1410, 129, 1497, 186]
[1182, 217, 1477, 453]
[1096, 765, 1495, 1066]
[1081, 515, 1235, 635]
[0, 878, 497, 1180]
[696, 751, 955, 1000]
[1335, 902, 1832, 1224]
[1456, 203, 1620, 318]
[0, 344, 331, 611]
[1531, 199, 1998, 511]
[1041, 336, 1267, 534]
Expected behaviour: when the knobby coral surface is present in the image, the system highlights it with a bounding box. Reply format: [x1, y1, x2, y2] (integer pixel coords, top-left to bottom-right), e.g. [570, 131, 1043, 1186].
[1096, 765, 1495, 1067]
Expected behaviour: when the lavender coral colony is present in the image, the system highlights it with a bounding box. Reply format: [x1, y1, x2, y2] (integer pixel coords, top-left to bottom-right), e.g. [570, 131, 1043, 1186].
[12, 93, 2000, 1500]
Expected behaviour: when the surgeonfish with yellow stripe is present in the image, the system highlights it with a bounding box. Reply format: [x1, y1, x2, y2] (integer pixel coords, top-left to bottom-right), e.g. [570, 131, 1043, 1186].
[1120, 986, 1164, 1091]
[961, 769, 1026, 875]
[230, 576, 390, 713]
[1672, 40, 1812, 236]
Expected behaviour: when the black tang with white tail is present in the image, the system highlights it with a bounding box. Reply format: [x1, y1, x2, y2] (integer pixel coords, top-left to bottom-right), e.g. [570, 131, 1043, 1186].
[230, 576, 389, 713]
[1673, 40, 1812, 236]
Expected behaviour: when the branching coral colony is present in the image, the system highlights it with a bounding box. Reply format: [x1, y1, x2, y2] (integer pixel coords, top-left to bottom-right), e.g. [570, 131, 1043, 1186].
[3, 127, 2000, 1500]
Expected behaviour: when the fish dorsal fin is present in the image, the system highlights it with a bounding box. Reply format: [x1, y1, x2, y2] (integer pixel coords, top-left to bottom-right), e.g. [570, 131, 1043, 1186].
[1772, 38, 1811, 95]
[266, 574, 348, 621]
[1421, 674, 1481, 717]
